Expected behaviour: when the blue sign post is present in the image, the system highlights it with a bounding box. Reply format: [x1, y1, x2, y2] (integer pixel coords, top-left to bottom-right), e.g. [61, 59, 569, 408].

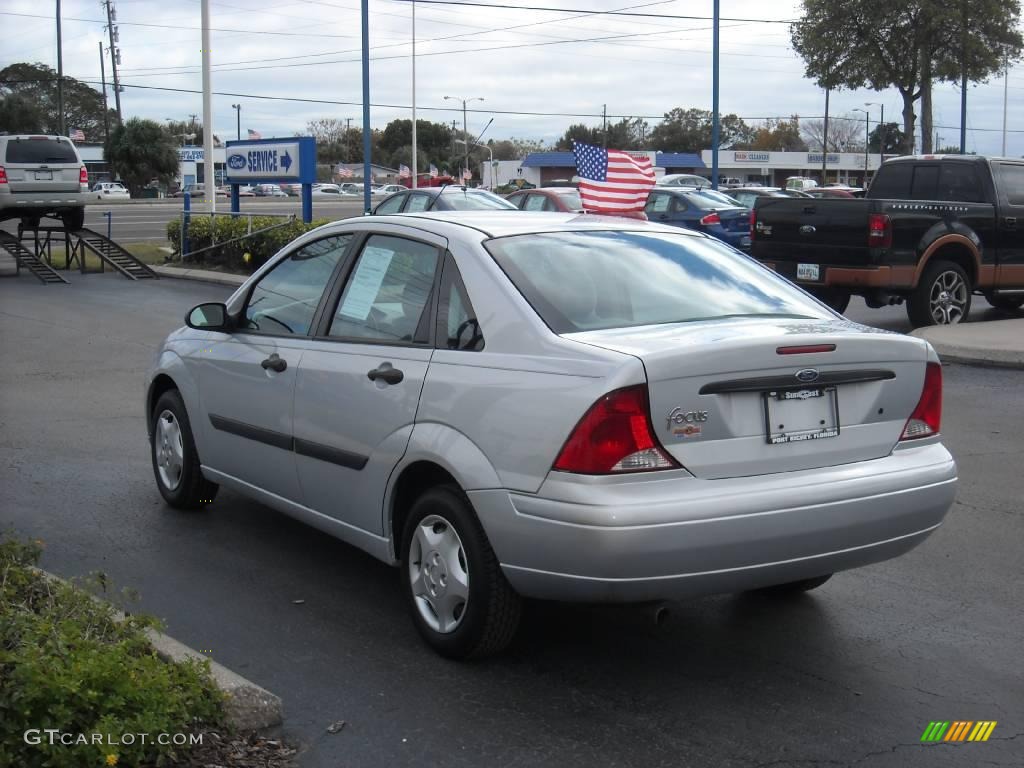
[223, 136, 317, 223]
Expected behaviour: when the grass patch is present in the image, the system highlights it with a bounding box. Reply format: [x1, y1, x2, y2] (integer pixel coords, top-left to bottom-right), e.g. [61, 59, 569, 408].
[0, 536, 226, 768]
[20, 243, 169, 272]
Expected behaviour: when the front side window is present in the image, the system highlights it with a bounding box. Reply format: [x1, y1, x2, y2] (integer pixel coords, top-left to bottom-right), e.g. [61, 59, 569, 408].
[328, 235, 440, 343]
[242, 235, 351, 335]
[375, 194, 406, 214]
[997, 163, 1024, 205]
[486, 231, 827, 334]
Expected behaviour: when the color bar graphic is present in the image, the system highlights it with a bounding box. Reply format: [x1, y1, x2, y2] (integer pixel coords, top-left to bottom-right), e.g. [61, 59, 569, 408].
[921, 720, 996, 742]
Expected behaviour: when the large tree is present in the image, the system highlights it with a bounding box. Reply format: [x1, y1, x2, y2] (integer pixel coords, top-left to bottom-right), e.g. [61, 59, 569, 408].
[801, 114, 866, 152]
[868, 122, 906, 153]
[105, 118, 179, 195]
[647, 108, 753, 152]
[748, 117, 808, 152]
[0, 62, 116, 141]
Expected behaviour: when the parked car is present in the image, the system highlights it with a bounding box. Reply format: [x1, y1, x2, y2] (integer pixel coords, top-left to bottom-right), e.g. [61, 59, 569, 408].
[656, 173, 712, 188]
[785, 177, 819, 192]
[0, 134, 88, 230]
[644, 187, 752, 250]
[147, 211, 957, 659]
[91, 181, 131, 200]
[751, 155, 1024, 324]
[805, 188, 857, 199]
[372, 186, 517, 214]
[730, 187, 799, 208]
[255, 184, 289, 198]
[506, 187, 585, 213]
[172, 184, 207, 199]
[238, 185, 257, 197]
[279, 183, 301, 196]
[339, 183, 361, 196]
[312, 184, 342, 197]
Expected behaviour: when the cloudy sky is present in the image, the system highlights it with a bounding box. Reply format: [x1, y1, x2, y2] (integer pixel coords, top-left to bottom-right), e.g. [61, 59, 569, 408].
[4, 0, 1023, 156]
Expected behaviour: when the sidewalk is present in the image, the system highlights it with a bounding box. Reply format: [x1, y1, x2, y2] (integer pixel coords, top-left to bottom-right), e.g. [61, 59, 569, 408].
[912, 318, 1024, 369]
[152, 264, 246, 286]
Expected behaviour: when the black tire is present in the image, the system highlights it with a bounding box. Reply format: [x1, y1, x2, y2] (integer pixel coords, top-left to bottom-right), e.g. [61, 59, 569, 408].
[808, 287, 851, 315]
[907, 260, 972, 327]
[754, 574, 833, 595]
[151, 389, 218, 510]
[61, 207, 85, 232]
[985, 294, 1024, 312]
[401, 485, 521, 659]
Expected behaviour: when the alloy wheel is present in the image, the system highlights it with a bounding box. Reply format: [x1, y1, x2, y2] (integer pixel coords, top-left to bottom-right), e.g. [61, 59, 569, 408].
[929, 270, 968, 325]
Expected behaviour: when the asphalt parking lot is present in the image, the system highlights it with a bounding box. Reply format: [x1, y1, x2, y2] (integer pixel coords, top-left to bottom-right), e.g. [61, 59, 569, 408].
[1, 272, 1021, 768]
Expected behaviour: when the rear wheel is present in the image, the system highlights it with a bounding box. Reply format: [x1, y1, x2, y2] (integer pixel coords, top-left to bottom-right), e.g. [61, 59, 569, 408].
[401, 485, 521, 659]
[754, 574, 833, 595]
[985, 294, 1024, 312]
[907, 260, 972, 327]
[151, 389, 218, 509]
[807, 287, 851, 315]
[62, 207, 85, 232]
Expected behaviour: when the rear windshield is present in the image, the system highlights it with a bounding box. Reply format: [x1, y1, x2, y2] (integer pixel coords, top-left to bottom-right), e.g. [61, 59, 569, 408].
[485, 231, 825, 333]
[5, 138, 79, 164]
[441, 190, 517, 210]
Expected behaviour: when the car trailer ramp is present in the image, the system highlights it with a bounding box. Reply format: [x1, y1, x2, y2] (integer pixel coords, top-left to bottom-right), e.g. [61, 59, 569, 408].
[0, 230, 69, 284]
[72, 228, 158, 280]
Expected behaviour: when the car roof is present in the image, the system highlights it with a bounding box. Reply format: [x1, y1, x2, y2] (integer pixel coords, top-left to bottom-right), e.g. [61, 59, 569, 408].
[362, 211, 700, 239]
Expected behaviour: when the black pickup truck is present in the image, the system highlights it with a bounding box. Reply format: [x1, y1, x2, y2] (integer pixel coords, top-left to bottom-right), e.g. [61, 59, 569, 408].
[750, 155, 1024, 326]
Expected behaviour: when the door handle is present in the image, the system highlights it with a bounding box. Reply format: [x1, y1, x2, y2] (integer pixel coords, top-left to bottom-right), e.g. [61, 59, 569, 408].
[367, 366, 404, 384]
[1006, 217, 1018, 227]
[261, 354, 287, 373]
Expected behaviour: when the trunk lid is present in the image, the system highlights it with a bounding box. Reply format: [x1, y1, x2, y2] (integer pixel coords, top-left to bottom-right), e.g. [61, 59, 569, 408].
[4, 137, 82, 193]
[567, 317, 929, 480]
[716, 207, 751, 233]
[752, 196, 875, 265]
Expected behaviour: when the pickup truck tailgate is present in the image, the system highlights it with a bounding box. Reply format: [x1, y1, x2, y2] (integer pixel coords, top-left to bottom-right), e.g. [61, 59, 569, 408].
[753, 197, 873, 265]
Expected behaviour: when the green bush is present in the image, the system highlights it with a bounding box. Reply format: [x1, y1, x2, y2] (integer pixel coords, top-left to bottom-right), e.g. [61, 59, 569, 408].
[166, 215, 333, 273]
[0, 537, 225, 768]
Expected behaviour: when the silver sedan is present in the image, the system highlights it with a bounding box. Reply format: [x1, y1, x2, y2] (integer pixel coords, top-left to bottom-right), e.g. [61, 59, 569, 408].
[145, 212, 957, 659]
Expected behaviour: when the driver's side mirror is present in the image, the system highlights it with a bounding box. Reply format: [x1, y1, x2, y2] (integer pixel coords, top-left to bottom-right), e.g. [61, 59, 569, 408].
[186, 302, 232, 331]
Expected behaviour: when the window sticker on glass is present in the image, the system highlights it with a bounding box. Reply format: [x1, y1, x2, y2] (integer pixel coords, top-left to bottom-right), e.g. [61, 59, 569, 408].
[338, 246, 395, 320]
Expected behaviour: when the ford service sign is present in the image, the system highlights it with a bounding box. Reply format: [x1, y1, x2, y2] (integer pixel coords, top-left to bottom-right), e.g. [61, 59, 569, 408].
[227, 153, 247, 170]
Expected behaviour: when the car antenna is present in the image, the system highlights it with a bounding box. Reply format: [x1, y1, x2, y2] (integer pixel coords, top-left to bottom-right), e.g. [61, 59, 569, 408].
[426, 183, 449, 211]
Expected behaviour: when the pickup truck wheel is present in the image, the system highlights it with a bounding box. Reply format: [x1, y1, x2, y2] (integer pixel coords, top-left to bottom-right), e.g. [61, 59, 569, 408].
[985, 294, 1024, 312]
[807, 288, 850, 314]
[907, 260, 971, 327]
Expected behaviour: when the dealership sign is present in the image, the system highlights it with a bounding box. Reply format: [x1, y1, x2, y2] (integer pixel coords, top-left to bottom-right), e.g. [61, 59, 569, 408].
[733, 151, 770, 163]
[807, 153, 841, 164]
[224, 136, 316, 184]
[178, 147, 205, 162]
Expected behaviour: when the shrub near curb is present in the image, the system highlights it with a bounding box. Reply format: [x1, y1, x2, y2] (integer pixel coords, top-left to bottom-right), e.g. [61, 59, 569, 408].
[0, 538, 225, 768]
[166, 216, 332, 272]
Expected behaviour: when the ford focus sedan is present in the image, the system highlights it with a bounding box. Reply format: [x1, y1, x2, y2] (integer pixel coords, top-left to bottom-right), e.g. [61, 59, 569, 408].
[146, 212, 957, 659]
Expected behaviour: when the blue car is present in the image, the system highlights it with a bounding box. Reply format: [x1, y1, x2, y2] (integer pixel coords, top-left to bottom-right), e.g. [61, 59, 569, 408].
[644, 188, 751, 250]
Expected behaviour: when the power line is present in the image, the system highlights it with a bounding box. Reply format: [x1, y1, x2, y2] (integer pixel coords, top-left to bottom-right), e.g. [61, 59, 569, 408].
[385, 0, 797, 23]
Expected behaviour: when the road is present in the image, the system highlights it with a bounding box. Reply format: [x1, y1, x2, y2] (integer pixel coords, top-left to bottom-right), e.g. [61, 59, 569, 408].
[1, 273, 1021, 768]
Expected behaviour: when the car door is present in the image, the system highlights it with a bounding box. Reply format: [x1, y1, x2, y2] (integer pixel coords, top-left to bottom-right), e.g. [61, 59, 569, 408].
[196, 234, 353, 502]
[291, 230, 444, 534]
[993, 162, 1024, 285]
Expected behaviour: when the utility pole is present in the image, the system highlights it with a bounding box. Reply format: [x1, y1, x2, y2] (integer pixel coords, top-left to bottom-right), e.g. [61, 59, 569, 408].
[345, 117, 353, 163]
[231, 104, 240, 140]
[1002, 50, 1009, 156]
[361, 0, 371, 212]
[200, 0, 214, 212]
[959, 0, 967, 154]
[822, 87, 830, 184]
[104, 0, 122, 123]
[445, 95, 483, 181]
[711, 0, 720, 189]
[99, 42, 110, 145]
[602, 104, 607, 148]
[56, 0, 65, 135]
[411, 0, 417, 187]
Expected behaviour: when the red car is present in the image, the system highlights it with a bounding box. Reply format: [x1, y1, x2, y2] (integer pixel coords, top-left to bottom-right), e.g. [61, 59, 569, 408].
[505, 187, 647, 220]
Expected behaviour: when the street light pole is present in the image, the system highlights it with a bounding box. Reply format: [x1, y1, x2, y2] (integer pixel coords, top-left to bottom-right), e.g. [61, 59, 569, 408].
[411, 0, 417, 188]
[444, 95, 483, 182]
[853, 108, 868, 185]
[231, 104, 240, 140]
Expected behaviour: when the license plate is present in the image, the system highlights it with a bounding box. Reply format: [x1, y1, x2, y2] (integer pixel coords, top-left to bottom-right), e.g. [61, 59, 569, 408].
[763, 386, 839, 444]
[797, 263, 820, 281]
[35, 170, 53, 180]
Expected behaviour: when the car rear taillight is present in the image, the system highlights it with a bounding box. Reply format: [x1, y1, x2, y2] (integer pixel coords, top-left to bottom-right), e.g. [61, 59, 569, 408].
[79, 166, 89, 185]
[749, 207, 756, 240]
[0, 166, 7, 185]
[699, 212, 721, 226]
[553, 385, 679, 474]
[901, 362, 942, 440]
[868, 213, 892, 248]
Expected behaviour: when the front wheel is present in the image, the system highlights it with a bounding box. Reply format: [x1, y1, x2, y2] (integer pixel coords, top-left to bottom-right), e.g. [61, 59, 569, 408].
[907, 260, 972, 327]
[401, 486, 521, 659]
[151, 389, 218, 509]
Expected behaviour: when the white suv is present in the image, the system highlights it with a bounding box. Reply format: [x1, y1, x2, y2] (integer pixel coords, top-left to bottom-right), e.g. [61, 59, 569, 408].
[0, 135, 88, 230]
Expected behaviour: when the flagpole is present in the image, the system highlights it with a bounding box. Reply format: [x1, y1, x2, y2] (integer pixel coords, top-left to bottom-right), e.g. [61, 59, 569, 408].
[411, 0, 417, 188]
[361, 0, 372, 213]
[710, 0, 720, 190]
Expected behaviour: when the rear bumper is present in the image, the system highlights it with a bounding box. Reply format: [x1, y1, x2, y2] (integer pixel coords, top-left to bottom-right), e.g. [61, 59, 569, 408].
[469, 441, 956, 602]
[762, 261, 915, 291]
[0, 190, 86, 217]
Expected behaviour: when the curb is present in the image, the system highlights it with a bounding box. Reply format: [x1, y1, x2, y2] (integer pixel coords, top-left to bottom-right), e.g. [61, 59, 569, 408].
[929, 349, 1024, 370]
[152, 264, 246, 287]
[911, 323, 1024, 370]
[36, 568, 282, 731]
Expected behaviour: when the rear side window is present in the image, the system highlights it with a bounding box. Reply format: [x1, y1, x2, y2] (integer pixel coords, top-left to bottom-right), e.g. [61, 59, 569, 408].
[937, 163, 984, 202]
[436, 254, 484, 351]
[869, 163, 913, 199]
[997, 164, 1024, 205]
[909, 166, 939, 200]
[485, 231, 825, 334]
[6, 138, 79, 164]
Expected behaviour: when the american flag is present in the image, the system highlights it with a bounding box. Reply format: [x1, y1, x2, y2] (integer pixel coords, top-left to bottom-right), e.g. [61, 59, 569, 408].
[573, 141, 655, 214]
[69, 128, 85, 142]
[429, 164, 438, 178]
[247, 129, 262, 140]
[337, 166, 354, 178]
[398, 164, 411, 179]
